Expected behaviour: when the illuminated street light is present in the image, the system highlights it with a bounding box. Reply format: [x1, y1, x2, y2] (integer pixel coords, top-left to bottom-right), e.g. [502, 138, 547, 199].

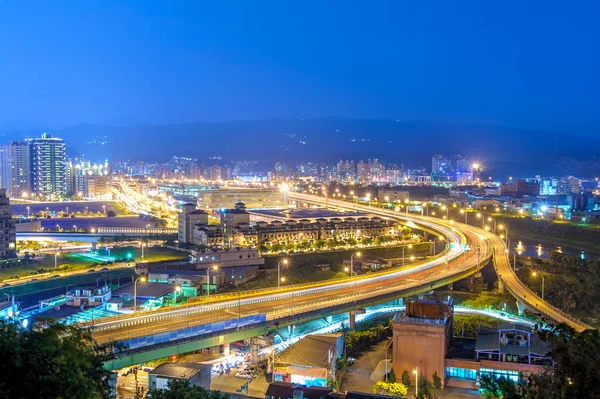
[278, 259, 289, 288]
[531, 271, 545, 300]
[134, 276, 146, 311]
[206, 265, 218, 296]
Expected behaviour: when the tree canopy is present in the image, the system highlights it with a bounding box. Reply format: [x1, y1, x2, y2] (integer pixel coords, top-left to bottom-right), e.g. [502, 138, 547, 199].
[0, 321, 115, 399]
[148, 380, 230, 399]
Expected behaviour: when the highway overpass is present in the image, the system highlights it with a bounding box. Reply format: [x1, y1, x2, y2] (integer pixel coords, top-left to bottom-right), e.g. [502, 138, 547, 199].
[89, 196, 491, 368]
[290, 192, 593, 332]
[82, 192, 590, 369]
[17, 227, 177, 243]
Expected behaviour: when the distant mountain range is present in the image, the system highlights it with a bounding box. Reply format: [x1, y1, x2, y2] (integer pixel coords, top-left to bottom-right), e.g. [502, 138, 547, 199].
[2, 118, 599, 177]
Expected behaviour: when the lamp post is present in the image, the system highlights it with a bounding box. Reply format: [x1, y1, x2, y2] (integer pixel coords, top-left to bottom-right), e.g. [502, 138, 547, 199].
[488, 217, 496, 232]
[402, 244, 413, 267]
[498, 225, 509, 248]
[174, 285, 181, 304]
[134, 276, 146, 311]
[54, 252, 60, 268]
[27, 206, 30, 217]
[277, 259, 288, 289]
[351, 252, 361, 305]
[206, 265, 218, 296]
[476, 213, 484, 228]
[140, 242, 145, 260]
[460, 209, 467, 224]
[532, 271, 545, 300]
[414, 367, 419, 397]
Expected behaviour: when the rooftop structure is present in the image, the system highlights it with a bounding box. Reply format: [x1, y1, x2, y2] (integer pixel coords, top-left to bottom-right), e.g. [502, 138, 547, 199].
[148, 362, 211, 391]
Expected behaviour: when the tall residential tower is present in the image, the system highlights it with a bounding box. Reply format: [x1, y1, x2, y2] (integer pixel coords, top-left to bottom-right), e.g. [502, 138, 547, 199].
[28, 134, 67, 197]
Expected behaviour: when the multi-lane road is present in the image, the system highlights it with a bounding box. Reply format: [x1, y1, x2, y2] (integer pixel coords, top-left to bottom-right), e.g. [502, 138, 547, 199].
[90, 197, 490, 345]
[290, 193, 593, 332]
[86, 192, 590, 348]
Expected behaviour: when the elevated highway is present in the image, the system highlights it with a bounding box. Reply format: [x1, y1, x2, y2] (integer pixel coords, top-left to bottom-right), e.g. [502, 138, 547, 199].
[90, 193, 590, 369]
[290, 193, 593, 332]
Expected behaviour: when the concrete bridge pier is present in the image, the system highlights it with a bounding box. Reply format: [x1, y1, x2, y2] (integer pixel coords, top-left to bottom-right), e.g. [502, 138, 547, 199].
[349, 309, 366, 331]
[497, 279, 505, 293]
[516, 301, 527, 316]
[250, 338, 260, 365]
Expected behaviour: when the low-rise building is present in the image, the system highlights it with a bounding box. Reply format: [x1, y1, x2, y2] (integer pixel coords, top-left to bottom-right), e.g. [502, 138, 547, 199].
[192, 247, 264, 268]
[66, 285, 112, 307]
[274, 333, 344, 387]
[265, 382, 331, 399]
[111, 282, 180, 310]
[148, 362, 211, 391]
[14, 218, 42, 232]
[392, 298, 553, 390]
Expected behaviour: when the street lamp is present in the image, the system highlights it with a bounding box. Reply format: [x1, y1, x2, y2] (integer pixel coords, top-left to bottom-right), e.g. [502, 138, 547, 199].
[206, 265, 218, 296]
[460, 209, 467, 224]
[26, 206, 30, 217]
[532, 271, 545, 300]
[402, 244, 413, 267]
[174, 285, 181, 303]
[414, 367, 419, 397]
[277, 259, 289, 288]
[498, 225, 509, 248]
[134, 276, 146, 311]
[351, 252, 361, 305]
[476, 213, 484, 228]
[488, 217, 496, 232]
[54, 252, 61, 268]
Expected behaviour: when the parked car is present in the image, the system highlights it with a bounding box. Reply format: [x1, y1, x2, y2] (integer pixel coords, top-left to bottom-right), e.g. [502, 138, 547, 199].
[101, 268, 109, 272]
[235, 372, 253, 379]
[87, 269, 96, 273]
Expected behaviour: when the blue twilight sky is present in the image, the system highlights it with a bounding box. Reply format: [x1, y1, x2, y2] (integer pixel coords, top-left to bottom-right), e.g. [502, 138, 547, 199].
[1, 1, 599, 134]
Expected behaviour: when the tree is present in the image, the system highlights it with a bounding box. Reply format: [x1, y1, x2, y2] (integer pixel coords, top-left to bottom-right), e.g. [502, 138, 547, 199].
[432, 371, 442, 389]
[401, 370, 411, 387]
[372, 381, 408, 397]
[479, 375, 521, 399]
[0, 321, 116, 399]
[387, 367, 397, 383]
[148, 380, 230, 399]
[478, 323, 600, 399]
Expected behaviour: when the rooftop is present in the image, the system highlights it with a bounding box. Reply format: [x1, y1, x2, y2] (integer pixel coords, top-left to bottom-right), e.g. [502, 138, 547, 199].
[266, 382, 331, 399]
[149, 362, 210, 379]
[112, 282, 179, 299]
[278, 333, 342, 368]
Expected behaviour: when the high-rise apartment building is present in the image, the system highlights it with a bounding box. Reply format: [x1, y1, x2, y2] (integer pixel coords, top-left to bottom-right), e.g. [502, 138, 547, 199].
[0, 189, 16, 258]
[336, 160, 356, 181]
[0, 142, 31, 197]
[66, 159, 109, 197]
[28, 134, 67, 197]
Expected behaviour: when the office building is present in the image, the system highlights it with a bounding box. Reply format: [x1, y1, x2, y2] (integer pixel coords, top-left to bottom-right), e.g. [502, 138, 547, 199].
[0, 142, 31, 197]
[0, 189, 16, 258]
[28, 134, 67, 197]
